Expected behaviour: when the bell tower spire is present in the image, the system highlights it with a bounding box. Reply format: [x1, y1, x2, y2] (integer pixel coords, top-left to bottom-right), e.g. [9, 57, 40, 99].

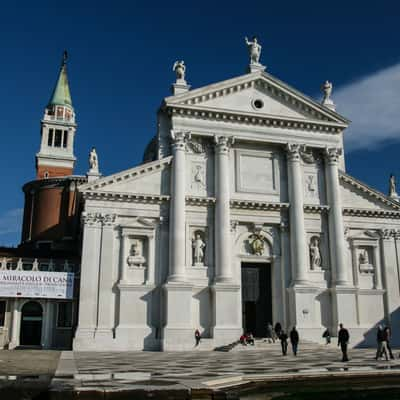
[36, 51, 77, 179]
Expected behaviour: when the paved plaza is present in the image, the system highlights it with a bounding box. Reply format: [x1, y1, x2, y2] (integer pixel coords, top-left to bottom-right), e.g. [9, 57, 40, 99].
[2, 342, 400, 398]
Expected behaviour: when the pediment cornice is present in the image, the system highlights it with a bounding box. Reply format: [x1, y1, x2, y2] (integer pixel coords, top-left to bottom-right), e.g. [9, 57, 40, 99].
[79, 156, 172, 193]
[164, 71, 349, 128]
[340, 172, 400, 210]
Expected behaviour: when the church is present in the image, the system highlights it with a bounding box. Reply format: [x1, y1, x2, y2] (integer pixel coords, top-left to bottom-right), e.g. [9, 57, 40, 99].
[71, 38, 400, 351]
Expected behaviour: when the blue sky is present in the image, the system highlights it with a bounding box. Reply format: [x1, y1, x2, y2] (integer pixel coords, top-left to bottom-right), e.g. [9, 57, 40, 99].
[0, 1, 399, 246]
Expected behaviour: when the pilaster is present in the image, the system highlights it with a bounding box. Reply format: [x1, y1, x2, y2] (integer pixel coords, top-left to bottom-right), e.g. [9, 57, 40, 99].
[73, 213, 102, 349]
[95, 214, 116, 342]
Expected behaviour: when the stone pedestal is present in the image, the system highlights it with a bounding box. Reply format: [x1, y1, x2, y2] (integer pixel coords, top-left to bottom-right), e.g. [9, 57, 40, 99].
[115, 284, 157, 350]
[87, 171, 101, 183]
[162, 283, 193, 350]
[211, 283, 242, 346]
[331, 286, 357, 330]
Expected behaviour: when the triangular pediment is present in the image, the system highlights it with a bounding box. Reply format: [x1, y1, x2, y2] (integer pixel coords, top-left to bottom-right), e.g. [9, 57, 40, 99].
[165, 71, 349, 126]
[340, 172, 400, 211]
[79, 156, 172, 196]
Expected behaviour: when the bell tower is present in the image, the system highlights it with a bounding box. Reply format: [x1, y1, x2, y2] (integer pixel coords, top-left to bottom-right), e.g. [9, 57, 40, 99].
[36, 51, 77, 179]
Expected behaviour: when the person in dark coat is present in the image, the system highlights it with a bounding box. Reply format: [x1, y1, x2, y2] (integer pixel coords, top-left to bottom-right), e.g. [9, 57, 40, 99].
[290, 326, 299, 356]
[279, 330, 288, 355]
[194, 329, 201, 346]
[322, 328, 331, 344]
[338, 323, 350, 362]
[274, 322, 282, 339]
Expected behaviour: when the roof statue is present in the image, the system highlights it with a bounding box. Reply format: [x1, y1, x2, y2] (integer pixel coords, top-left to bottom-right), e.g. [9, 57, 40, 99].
[173, 61, 186, 82]
[245, 36, 266, 73]
[89, 147, 99, 173]
[171, 60, 190, 95]
[389, 174, 398, 198]
[321, 80, 336, 111]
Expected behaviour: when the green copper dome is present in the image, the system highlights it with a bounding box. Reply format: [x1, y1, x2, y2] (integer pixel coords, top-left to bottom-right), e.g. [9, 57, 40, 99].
[48, 52, 73, 108]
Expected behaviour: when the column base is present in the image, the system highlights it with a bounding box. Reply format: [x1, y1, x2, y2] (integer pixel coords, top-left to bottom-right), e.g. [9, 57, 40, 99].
[115, 326, 159, 350]
[162, 283, 193, 350]
[211, 283, 242, 346]
[73, 328, 96, 350]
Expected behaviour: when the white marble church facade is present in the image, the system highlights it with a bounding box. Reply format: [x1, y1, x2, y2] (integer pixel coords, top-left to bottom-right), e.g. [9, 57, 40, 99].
[73, 42, 400, 351]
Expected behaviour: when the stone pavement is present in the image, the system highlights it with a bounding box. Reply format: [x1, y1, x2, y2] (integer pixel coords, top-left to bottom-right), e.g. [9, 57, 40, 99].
[1, 342, 400, 398]
[52, 341, 400, 392]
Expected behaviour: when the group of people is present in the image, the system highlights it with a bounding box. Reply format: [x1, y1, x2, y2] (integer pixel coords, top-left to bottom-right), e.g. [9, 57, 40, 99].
[239, 332, 255, 346]
[266, 322, 300, 356]
[195, 323, 395, 363]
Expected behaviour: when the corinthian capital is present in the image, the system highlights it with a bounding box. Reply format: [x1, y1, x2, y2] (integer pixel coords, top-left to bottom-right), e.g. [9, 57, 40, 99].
[82, 212, 103, 227]
[170, 130, 190, 150]
[324, 147, 342, 164]
[286, 143, 301, 162]
[214, 135, 234, 154]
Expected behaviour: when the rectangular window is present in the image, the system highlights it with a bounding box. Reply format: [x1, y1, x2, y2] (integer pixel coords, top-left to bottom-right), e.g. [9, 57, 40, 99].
[56, 107, 64, 119]
[57, 302, 73, 328]
[54, 130, 62, 147]
[63, 131, 68, 148]
[48, 129, 54, 146]
[0, 301, 6, 327]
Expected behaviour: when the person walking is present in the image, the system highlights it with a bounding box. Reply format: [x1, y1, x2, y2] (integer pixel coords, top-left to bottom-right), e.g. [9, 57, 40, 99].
[280, 330, 288, 355]
[194, 329, 201, 346]
[338, 323, 350, 362]
[266, 322, 275, 343]
[384, 326, 395, 360]
[290, 326, 299, 356]
[322, 328, 331, 344]
[375, 325, 388, 361]
[274, 322, 282, 339]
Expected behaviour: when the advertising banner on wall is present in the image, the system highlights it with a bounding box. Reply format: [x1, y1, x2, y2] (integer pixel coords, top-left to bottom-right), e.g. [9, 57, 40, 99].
[0, 270, 74, 299]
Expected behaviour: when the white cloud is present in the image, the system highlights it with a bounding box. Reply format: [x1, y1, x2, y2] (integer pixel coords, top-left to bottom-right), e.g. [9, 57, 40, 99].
[0, 208, 23, 236]
[332, 63, 400, 152]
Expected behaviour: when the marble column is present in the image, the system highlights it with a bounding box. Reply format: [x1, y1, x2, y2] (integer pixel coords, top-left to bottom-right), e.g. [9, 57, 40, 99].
[96, 214, 116, 340]
[286, 144, 308, 284]
[324, 148, 347, 286]
[168, 130, 188, 282]
[9, 299, 19, 349]
[214, 136, 233, 283]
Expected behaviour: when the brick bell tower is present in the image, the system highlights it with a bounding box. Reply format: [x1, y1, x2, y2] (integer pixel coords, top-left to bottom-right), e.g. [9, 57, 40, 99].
[36, 51, 76, 179]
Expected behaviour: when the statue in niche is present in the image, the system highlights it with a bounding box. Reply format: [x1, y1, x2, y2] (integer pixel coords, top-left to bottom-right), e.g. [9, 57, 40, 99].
[249, 231, 265, 256]
[89, 147, 99, 173]
[192, 232, 206, 266]
[126, 239, 146, 268]
[173, 60, 186, 82]
[359, 248, 374, 273]
[309, 237, 322, 270]
[192, 165, 205, 190]
[306, 175, 317, 195]
[245, 36, 262, 65]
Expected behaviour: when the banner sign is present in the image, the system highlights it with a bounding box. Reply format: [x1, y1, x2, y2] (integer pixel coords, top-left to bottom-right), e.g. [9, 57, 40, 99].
[0, 270, 74, 299]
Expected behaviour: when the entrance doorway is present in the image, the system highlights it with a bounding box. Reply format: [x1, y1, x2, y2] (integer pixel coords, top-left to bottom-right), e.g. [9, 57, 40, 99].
[241, 263, 272, 338]
[20, 301, 43, 346]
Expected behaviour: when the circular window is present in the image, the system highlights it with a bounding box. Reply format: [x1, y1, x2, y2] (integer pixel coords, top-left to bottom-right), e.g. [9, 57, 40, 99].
[252, 99, 264, 110]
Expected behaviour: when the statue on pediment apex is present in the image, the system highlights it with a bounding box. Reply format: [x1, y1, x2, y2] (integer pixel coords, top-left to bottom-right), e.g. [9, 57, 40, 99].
[389, 174, 398, 198]
[245, 36, 262, 65]
[173, 60, 186, 82]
